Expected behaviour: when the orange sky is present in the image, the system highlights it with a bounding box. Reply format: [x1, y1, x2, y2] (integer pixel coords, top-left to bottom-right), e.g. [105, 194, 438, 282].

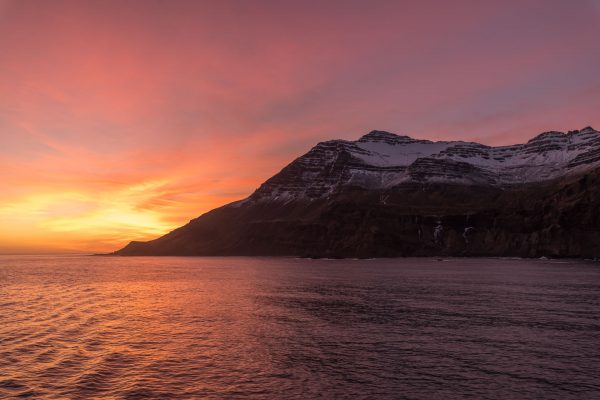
[1, 0, 599, 253]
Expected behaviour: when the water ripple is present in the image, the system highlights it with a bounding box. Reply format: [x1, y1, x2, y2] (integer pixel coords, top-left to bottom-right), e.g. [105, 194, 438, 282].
[0, 255, 599, 399]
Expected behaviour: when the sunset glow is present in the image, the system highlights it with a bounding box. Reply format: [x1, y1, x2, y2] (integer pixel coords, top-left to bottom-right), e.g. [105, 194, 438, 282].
[1, 0, 599, 253]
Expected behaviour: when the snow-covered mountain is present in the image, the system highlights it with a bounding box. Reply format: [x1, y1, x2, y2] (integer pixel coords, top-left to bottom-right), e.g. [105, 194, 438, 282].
[250, 127, 600, 202]
[114, 126, 600, 258]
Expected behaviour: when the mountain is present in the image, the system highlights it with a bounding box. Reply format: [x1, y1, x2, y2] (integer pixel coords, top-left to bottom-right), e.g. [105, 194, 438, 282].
[114, 127, 600, 258]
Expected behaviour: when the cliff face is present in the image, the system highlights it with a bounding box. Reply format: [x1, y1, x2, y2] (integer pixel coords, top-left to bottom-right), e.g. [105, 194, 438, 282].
[115, 128, 600, 258]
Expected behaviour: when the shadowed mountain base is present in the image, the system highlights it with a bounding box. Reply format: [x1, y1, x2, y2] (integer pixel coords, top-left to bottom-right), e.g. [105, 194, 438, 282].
[115, 169, 600, 258]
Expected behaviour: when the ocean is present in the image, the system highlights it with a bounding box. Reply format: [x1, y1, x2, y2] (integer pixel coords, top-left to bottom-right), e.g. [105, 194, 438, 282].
[1, 255, 599, 399]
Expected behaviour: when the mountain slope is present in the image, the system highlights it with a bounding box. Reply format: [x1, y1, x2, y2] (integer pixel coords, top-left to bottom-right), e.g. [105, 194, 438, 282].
[115, 127, 600, 258]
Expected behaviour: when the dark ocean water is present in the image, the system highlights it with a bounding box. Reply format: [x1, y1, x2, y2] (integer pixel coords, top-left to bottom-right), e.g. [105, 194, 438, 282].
[0, 256, 599, 399]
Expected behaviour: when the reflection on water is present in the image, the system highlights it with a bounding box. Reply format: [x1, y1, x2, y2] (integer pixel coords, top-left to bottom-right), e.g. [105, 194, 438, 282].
[0, 256, 599, 399]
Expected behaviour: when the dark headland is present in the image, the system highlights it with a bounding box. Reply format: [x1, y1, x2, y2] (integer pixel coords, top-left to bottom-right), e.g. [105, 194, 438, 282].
[113, 128, 600, 259]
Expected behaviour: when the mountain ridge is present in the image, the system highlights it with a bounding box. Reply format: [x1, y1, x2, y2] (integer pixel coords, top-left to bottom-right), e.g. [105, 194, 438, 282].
[246, 126, 599, 203]
[114, 127, 600, 258]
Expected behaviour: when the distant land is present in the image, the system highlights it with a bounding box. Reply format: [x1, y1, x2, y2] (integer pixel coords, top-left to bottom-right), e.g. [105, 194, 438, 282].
[114, 127, 600, 258]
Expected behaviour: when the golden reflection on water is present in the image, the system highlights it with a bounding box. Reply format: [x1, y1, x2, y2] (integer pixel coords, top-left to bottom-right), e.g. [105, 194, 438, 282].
[0, 256, 279, 398]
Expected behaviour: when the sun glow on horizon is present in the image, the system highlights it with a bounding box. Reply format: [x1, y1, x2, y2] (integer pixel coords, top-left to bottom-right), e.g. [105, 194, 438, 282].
[0, 183, 174, 253]
[0, 178, 253, 253]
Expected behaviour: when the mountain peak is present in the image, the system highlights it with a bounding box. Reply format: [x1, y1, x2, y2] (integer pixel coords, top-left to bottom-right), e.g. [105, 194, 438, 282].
[358, 130, 414, 144]
[526, 130, 566, 143]
[581, 126, 597, 133]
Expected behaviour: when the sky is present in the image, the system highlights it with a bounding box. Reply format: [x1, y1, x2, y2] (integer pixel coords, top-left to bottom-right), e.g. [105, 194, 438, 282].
[0, 0, 599, 253]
